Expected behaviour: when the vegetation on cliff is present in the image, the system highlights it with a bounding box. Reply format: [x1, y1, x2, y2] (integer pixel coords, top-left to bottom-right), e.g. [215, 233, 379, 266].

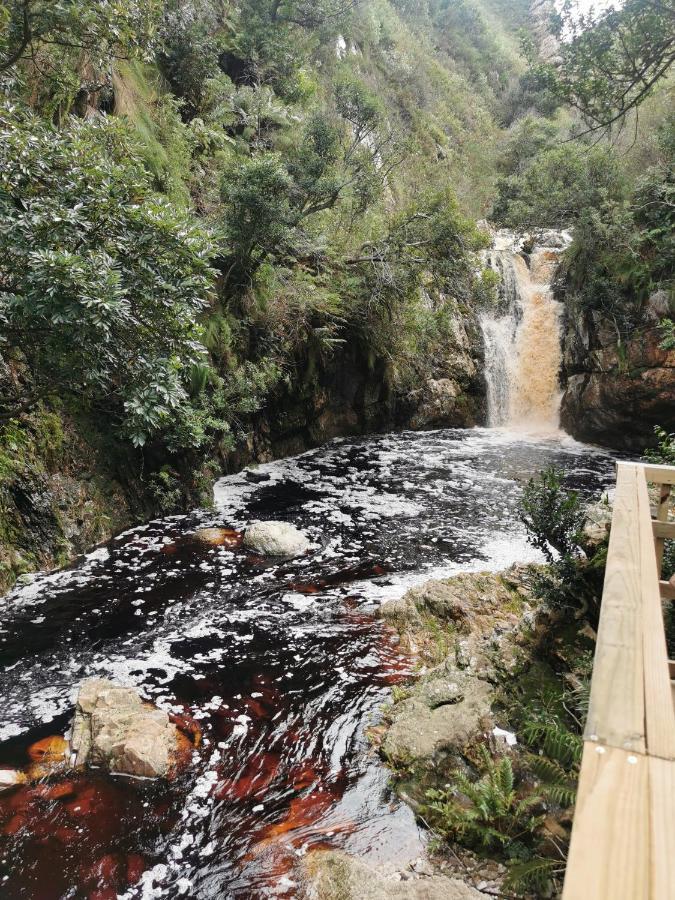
[0, 0, 545, 586]
[0, 0, 673, 583]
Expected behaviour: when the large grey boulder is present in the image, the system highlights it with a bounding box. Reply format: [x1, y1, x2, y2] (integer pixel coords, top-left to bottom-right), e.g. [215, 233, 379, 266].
[243, 520, 311, 557]
[70, 678, 178, 778]
[302, 850, 484, 900]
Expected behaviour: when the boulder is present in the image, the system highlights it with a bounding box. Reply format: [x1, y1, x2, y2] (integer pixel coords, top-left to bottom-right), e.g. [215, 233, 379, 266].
[381, 571, 526, 632]
[382, 672, 492, 765]
[302, 850, 484, 900]
[561, 305, 675, 450]
[70, 679, 178, 778]
[243, 521, 311, 557]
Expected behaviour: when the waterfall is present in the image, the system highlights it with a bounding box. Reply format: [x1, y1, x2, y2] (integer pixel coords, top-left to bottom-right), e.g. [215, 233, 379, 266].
[480, 229, 571, 432]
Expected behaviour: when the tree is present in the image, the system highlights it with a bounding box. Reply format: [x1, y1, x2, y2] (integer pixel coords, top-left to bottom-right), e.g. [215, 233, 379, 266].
[220, 76, 396, 281]
[0, 0, 160, 73]
[227, 0, 357, 91]
[0, 0, 161, 114]
[534, 0, 675, 137]
[0, 102, 216, 447]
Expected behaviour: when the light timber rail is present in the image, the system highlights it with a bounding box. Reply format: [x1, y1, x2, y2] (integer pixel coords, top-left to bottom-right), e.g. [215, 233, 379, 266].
[562, 462, 675, 900]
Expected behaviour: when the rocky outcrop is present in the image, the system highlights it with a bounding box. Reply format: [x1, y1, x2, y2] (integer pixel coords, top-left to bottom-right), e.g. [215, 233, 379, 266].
[380, 568, 538, 767]
[243, 521, 311, 557]
[561, 299, 675, 450]
[70, 679, 179, 778]
[301, 850, 484, 900]
[382, 670, 493, 765]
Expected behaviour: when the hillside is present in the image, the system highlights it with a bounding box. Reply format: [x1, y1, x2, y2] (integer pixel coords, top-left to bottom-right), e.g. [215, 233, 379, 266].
[0, 0, 548, 589]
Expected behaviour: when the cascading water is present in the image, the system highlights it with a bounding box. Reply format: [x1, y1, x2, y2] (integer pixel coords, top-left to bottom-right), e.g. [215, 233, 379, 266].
[480, 230, 571, 432]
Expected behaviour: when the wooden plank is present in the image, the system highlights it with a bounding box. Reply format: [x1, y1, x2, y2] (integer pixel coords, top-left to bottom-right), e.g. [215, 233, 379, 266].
[563, 744, 650, 900]
[661, 580, 675, 601]
[647, 756, 675, 900]
[584, 463, 646, 752]
[652, 521, 675, 540]
[643, 464, 675, 486]
[654, 482, 672, 573]
[637, 468, 675, 760]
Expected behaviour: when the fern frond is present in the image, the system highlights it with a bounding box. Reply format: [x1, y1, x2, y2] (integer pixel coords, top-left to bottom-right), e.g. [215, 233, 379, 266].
[504, 856, 561, 894]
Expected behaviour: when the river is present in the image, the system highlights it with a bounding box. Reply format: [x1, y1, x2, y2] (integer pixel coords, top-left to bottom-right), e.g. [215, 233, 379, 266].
[0, 427, 616, 899]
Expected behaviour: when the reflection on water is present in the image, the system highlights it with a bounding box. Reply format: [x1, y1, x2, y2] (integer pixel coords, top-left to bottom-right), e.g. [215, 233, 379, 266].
[0, 428, 615, 898]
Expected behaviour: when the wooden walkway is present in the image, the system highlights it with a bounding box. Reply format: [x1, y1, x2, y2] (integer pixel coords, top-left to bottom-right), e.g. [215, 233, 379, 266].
[563, 462, 675, 900]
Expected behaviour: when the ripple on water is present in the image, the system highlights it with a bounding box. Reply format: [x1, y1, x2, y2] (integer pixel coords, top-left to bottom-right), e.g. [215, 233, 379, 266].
[0, 428, 616, 898]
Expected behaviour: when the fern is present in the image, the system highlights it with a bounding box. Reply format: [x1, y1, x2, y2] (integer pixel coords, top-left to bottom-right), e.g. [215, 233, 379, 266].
[522, 718, 582, 767]
[504, 856, 562, 895]
[527, 755, 578, 807]
[425, 746, 544, 852]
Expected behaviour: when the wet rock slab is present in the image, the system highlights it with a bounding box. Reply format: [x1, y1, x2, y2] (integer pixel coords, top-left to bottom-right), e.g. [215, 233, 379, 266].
[302, 850, 484, 899]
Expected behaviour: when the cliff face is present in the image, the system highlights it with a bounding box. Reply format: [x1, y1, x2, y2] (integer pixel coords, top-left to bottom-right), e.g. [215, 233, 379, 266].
[560, 294, 675, 450]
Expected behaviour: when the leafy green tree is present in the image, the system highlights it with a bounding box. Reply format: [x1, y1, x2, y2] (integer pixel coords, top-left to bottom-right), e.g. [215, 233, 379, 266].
[227, 0, 356, 92]
[0, 102, 216, 447]
[220, 76, 393, 280]
[221, 154, 297, 278]
[532, 0, 675, 137]
[0, 0, 161, 112]
[158, 0, 224, 113]
[0, 0, 160, 73]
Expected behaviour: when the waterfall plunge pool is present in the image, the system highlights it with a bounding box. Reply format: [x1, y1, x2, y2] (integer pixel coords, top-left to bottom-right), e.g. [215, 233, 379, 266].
[0, 427, 616, 899]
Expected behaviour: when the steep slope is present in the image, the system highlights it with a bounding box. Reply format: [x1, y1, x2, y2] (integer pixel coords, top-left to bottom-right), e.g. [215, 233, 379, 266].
[0, 0, 546, 591]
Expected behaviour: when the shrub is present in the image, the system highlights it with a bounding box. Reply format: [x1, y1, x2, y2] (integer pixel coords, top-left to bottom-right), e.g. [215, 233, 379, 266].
[519, 468, 586, 563]
[0, 102, 216, 448]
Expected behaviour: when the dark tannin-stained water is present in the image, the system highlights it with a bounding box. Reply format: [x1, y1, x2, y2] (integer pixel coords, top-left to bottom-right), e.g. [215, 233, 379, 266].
[0, 428, 616, 899]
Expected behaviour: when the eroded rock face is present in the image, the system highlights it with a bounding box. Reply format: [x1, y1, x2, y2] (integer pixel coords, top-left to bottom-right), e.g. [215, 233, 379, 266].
[70, 679, 178, 778]
[302, 850, 484, 900]
[561, 303, 675, 450]
[243, 521, 311, 557]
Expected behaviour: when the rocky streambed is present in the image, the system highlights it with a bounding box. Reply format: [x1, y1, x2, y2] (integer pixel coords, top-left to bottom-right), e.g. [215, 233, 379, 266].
[0, 428, 615, 898]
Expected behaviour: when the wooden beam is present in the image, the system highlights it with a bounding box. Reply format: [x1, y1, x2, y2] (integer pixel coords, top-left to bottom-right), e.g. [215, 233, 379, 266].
[652, 521, 675, 540]
[661, 580, 675, 601]
[584, 463, 646, 753]
[563, 745, 650, 900]
[642, 464, 675, 486]
[637, 468, 675, 760]
[647, 755, 675, 899]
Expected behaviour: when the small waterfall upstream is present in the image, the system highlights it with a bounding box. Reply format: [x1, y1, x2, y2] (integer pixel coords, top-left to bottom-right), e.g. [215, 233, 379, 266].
[481, 230, 571, 432]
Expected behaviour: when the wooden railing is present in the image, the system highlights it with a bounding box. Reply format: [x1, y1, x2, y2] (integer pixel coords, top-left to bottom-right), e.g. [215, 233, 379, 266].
[563, 462, 675, 900]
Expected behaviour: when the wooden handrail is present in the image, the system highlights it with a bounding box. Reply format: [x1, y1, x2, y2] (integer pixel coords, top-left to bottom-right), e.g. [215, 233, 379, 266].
[563, 462, 675, 900]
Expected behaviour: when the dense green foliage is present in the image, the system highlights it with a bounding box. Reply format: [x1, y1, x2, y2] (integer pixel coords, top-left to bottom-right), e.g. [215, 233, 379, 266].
[425, 745, 544, 852]
[0, 103, 216, 447]
[3, 0, 536, 468]
[530, 0, 675, 137]
[0, 0, 671, 563]
[519, 468, 585, 563]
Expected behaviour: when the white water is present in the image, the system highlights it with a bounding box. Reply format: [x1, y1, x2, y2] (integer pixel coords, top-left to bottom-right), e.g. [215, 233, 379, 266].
[481, 230, 571, 433]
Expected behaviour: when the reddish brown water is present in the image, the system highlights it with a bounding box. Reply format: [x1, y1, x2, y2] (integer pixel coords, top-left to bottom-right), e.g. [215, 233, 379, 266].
[0, 428, 616, 898]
